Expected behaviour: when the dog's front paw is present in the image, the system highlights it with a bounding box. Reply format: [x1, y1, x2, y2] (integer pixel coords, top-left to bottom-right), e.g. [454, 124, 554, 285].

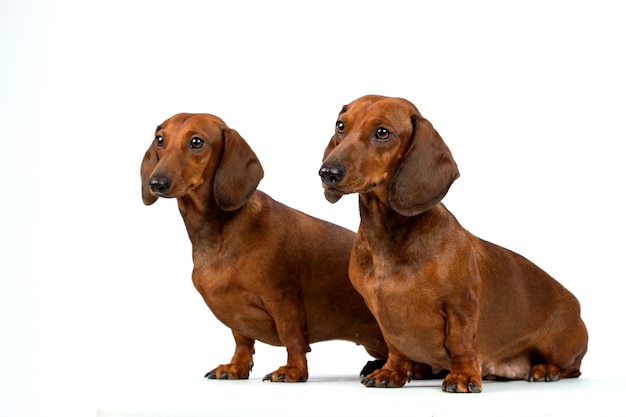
[204, 362, 252, 380]
[442, 372, 482, 393]
[262, 365, 308, 382]
[528, 364, 563, 382]
[361, 368, 409, 388]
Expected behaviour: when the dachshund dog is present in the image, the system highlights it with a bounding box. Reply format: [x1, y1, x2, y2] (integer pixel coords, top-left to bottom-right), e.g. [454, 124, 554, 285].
[141, 113, 387, 382]
[319, 95, 588, 392]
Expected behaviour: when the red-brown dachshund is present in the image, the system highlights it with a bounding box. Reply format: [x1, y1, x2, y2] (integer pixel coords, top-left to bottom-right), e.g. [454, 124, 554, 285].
[141, 113, 387, 382]
[319, 95, 588, 392]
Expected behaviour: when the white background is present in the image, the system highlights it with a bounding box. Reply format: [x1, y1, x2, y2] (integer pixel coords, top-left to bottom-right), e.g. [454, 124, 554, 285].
[1, 1, 624, 416]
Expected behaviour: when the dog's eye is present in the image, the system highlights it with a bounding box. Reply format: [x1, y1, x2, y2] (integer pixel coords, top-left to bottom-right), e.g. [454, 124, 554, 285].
[190, 137, 205, 149]
[375, 127, 390, 141]
[335, 120, 344, 134]
[155, 135, 164, 148]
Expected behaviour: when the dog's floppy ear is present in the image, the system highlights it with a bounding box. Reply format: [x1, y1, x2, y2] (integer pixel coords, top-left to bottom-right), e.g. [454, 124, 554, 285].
[140, 143, 159, 206]
[388, 115, 459, 216]
[213, 128, 264, 211]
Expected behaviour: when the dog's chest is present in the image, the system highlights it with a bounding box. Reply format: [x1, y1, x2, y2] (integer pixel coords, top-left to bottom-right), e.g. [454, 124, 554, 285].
[191, 262, 272, 329]
[192, 270, 282, 345]
[191, 253, 260, 307]
[366, 282, 449, 364]
[351, 244, 450, 365]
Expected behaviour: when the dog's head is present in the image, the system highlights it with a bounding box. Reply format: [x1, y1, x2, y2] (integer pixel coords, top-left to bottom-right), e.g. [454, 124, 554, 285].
[319, 95, 459, 216]
[141, 113, 264, 211]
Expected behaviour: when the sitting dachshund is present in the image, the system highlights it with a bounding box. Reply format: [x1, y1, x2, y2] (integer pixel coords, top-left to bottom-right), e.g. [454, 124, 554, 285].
[319, 95, 588, 392]
[141, 113, 387, 382]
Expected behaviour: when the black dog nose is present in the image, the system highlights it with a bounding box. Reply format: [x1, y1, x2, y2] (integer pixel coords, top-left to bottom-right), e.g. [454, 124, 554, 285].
[319, 165, 345, 185]
[149, 177, 171, 194]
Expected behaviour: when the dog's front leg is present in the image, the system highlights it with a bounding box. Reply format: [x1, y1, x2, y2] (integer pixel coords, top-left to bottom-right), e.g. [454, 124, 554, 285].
[262, 300, 310, 382]
[262, 341, 309, 383]
[442, 303, 482, 393]
[361, 343, 413, 388]
[205, 331, 255, 380]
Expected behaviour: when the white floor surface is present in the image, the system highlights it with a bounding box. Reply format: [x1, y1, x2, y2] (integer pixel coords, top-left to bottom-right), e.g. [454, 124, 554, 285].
[97, 374, 618, 417]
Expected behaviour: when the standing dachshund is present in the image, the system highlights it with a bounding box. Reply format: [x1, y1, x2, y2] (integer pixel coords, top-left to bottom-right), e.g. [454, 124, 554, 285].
[319, 95, 587, 392]
[141, 113, 387, 382]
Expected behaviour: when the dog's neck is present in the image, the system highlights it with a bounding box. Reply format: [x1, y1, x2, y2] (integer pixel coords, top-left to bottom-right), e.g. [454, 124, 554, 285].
[176, 185, 264, 255]
[357, 193, 445, 253]
[176, 186, 235, 248]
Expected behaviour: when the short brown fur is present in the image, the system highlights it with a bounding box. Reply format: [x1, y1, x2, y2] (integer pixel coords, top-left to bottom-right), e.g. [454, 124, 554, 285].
[319, 95, 587, 392]
[141, 113, 387, 382]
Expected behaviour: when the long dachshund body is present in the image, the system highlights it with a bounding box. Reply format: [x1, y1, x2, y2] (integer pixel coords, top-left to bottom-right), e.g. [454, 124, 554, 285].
[319, 95, 587, 392]
[141, 113, 386, 382]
